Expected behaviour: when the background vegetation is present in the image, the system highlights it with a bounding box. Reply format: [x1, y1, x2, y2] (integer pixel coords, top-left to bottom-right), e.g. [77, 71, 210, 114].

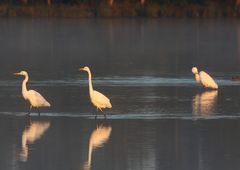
[0, 0, 238, 17]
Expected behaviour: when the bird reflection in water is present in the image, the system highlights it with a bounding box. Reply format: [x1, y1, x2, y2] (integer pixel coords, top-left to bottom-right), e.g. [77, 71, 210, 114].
[18, 118, 50, 162]
[82, 124, 112, 170]
[192, 90, 218, 118]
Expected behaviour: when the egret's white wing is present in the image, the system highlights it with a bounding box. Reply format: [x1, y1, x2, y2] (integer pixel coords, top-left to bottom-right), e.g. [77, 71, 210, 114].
[28, 90, 51, 107]
[91, 90, 112, 108]
[199, 71, 218, 89]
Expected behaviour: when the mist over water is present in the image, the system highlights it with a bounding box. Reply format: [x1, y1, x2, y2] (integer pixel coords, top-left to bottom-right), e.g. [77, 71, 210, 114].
[0, 18, 240, 170]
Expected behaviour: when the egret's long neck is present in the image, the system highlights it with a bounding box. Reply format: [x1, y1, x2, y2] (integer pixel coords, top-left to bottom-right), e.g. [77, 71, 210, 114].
[22, 74, 29, 95]
[87, 70, 94, 94]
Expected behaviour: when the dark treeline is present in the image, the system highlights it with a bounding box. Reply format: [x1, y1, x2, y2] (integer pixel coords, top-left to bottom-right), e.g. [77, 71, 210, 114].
[0, 0, 234, 5]
[0, 0, 238, 17]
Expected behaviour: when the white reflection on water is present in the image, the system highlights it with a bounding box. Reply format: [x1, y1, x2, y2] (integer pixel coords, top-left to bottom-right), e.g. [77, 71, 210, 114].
[18, 119, 50, 162]
[192, 90, 218, 118]
[82, 124, 112, 170]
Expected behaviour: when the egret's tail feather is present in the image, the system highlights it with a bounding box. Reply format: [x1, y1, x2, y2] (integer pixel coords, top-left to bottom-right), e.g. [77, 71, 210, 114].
[44, 101, 51, 107]
[107, 102, 112, 108]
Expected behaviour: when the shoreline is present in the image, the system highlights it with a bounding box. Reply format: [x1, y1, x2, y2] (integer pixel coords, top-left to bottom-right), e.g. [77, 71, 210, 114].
[0, 3, 239, 18]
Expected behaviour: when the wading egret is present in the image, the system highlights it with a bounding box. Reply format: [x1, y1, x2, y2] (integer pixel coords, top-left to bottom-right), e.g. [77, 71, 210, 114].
[79, 67, 112, 118]
[192, 67, 218, 89]
[14, 71, 51, 115]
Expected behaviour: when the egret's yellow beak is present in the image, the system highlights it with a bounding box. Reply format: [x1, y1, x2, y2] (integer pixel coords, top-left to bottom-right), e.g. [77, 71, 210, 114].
[14, 72, 21, 76]
[79, 68, 84, 71]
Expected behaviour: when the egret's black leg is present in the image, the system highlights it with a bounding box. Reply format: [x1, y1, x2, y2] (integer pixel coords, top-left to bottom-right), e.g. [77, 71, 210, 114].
[27, 105, 32, 115]
[99, 108, 107, 119]
[25, 101, 28, 112]
[95, 108, 99, 119]
[27, 114, 32, 125]
[37, 108, 40, 116]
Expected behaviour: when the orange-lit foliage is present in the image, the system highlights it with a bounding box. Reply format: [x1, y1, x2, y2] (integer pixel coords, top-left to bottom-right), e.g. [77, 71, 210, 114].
[0, 0, 238, 17]
[237, 0, 240, 6]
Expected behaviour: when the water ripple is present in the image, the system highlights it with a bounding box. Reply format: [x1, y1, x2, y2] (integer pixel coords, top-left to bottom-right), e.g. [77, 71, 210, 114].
[1, 111, 240, 120]
[1, 77, 240, 87]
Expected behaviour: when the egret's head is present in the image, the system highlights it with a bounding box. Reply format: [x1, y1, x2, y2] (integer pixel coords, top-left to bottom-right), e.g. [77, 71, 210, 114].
[192, 67, 198, 74]
[14, 71, 28, 76]
[79, 66, 90, 72]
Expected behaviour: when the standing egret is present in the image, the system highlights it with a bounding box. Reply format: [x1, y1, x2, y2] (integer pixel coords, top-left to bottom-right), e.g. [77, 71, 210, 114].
[192, 67, 218, 89]
[14, 71, 51, 115]
[79, 67, 112, 118]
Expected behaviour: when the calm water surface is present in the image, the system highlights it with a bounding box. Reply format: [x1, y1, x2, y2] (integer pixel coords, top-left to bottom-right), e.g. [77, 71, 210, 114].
[0, 18, 240, 170]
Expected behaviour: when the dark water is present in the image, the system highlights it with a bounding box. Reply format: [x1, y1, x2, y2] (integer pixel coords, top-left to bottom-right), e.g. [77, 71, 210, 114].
[0, 18, 240, 170]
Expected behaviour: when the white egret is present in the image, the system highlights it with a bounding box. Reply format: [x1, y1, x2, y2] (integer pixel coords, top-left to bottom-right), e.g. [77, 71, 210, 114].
[79, 67, 112, 118]
[192, 67, 218, 89]
[14, 71, 51, 115]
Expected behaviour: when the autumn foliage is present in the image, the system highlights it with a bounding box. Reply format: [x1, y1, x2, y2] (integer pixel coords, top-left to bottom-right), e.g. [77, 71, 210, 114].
[0, 0, 238, 17]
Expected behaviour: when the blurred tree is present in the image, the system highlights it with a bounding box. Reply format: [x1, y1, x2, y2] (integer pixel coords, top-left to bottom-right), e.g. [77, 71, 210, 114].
[237, 0, 240, 6]
[21, 0, 27, 5]
[109, 0, 113, 6]
[47, 0, 51, 5]
[140, 0, 145, 5]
